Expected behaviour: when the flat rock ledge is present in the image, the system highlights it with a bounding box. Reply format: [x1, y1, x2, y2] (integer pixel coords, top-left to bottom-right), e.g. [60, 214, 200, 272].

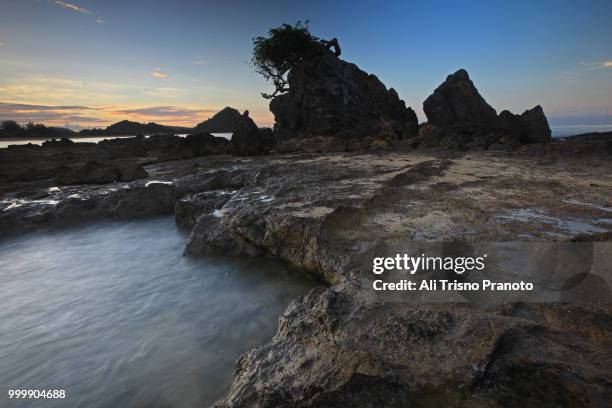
[1, 150, 611, 407]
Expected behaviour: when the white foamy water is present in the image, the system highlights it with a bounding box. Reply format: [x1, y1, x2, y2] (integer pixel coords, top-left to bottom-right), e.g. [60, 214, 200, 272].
[0, 217, 314, 408]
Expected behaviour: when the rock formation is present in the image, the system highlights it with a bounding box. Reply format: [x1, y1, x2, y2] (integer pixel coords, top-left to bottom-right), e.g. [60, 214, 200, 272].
[269, 49, 419, 151]
[420, 69, 551, 149]
[231, 111, 273, 155]
[54, 161, 148, 185]
[78, 120, 190, 137]
[423, 69, 498, 127]
[193, 107, 242, 134]
[185, 132, 231, 155]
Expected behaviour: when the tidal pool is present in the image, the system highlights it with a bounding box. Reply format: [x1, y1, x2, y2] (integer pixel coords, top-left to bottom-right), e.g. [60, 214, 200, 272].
[0, 217, 316, 407]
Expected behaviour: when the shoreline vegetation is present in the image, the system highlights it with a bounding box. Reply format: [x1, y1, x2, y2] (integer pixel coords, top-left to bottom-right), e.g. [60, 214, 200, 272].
[2, 22, 611, 408]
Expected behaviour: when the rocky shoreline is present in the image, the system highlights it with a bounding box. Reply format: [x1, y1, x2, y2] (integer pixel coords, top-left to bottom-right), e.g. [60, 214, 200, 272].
[2, 46, 612, 406]
[1, 137, 611, 406]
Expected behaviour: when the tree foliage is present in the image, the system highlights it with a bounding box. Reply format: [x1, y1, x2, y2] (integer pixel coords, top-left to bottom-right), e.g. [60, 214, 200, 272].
[1, 120, 21, 132]
[252, 21, 322, 99]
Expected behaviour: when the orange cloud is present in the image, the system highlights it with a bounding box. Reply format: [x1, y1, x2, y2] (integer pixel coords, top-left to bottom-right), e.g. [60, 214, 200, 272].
[151, 69, 168, 79]
[0, 102, 276, 129]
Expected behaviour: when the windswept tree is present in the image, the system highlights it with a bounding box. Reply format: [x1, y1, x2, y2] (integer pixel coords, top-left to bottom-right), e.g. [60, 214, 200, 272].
[251, 21, 323, 99]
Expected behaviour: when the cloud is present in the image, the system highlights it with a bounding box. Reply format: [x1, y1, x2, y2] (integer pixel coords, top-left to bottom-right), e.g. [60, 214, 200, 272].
[0, 102, 105, 124]
[0, 101, 242, 128]
[151, 69, 168, 79]
[112, 106, 216, 119]
[51, 1, 92, 14]
[579, 61, 612, 71]
[0, 42, 4, 47]
[49, 1, 106, 25]
[192, 60, 208, 65]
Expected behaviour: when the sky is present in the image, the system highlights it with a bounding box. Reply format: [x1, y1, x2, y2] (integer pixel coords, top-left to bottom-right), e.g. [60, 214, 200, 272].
[0, 0, 610, 129]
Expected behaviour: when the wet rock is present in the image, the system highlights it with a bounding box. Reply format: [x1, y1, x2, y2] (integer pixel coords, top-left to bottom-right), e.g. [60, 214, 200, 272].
[270, 51, 419, 150]
[231, 111, 268, 155]
[175, 190, 234, 229]
[217, 288, 612, 407]
[53, 161, 148, 185]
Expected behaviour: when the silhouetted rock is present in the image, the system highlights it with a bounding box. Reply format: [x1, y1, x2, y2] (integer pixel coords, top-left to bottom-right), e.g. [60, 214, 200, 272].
[79, 120, 190, 137]
[185, 133, 232, 155]
[231, 111, 267, 155]
[54, 161, 147, 185]
[193, 107, 242, 133]
[270, 50, 419, 150]
[423, 69, 497, 127]
[420, 69, 551, 149]
[520, 105, 551, 143]
[497, 106, 551, 145]
[42, 137, 75, 148]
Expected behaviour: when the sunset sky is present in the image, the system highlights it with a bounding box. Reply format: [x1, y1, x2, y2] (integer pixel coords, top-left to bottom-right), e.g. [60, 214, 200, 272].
[0, 0, 610, 129]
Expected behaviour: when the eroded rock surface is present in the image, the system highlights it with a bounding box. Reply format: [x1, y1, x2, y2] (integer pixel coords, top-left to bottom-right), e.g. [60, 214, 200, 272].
[1, 144, 611, 407]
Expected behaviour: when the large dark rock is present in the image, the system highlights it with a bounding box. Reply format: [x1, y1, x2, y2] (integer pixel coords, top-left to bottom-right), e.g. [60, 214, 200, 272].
[41, 137, 75, 148]
[423, 69, 497, 127]
[54, 161, 148, 185]
[420, 70, 551, 149]
[270, 50, 419, 150]
[520, 105, 552, 143]
[193, 107, 242, 133]
[231, 111, 267, 155]
[185, 132, 231, 155]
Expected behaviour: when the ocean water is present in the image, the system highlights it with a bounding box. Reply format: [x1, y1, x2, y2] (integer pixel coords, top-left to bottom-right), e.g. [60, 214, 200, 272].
[0, 133, 232, 149]
[0, 217, 315, 407]
[550, 125, 612, 138]
[1, 127, 610, 149]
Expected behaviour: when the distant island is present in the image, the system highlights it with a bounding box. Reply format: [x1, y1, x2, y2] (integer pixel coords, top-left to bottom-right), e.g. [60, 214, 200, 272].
[77, 120, 192, 137]
[0, 106, 243, 139]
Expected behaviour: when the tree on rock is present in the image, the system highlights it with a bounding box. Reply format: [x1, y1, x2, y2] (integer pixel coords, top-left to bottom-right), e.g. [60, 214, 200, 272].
[252, 21, 324, 99]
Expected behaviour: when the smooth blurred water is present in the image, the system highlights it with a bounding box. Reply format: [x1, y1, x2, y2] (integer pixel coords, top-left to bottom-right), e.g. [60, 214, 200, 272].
[0, 217, 315, 408]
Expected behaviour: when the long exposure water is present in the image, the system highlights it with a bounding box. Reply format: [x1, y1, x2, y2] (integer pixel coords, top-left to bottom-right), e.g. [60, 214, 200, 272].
[0, 217, 316, 407]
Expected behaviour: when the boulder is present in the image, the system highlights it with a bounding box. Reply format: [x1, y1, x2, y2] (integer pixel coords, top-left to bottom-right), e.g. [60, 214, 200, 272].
[520, 105, 551, 143]
[269, 50, 419, 149]
[42, 137, 75, 148]
[185, 132, 231, 155]
[231, 111, 266, 155]
[54, 161, 147, 185]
